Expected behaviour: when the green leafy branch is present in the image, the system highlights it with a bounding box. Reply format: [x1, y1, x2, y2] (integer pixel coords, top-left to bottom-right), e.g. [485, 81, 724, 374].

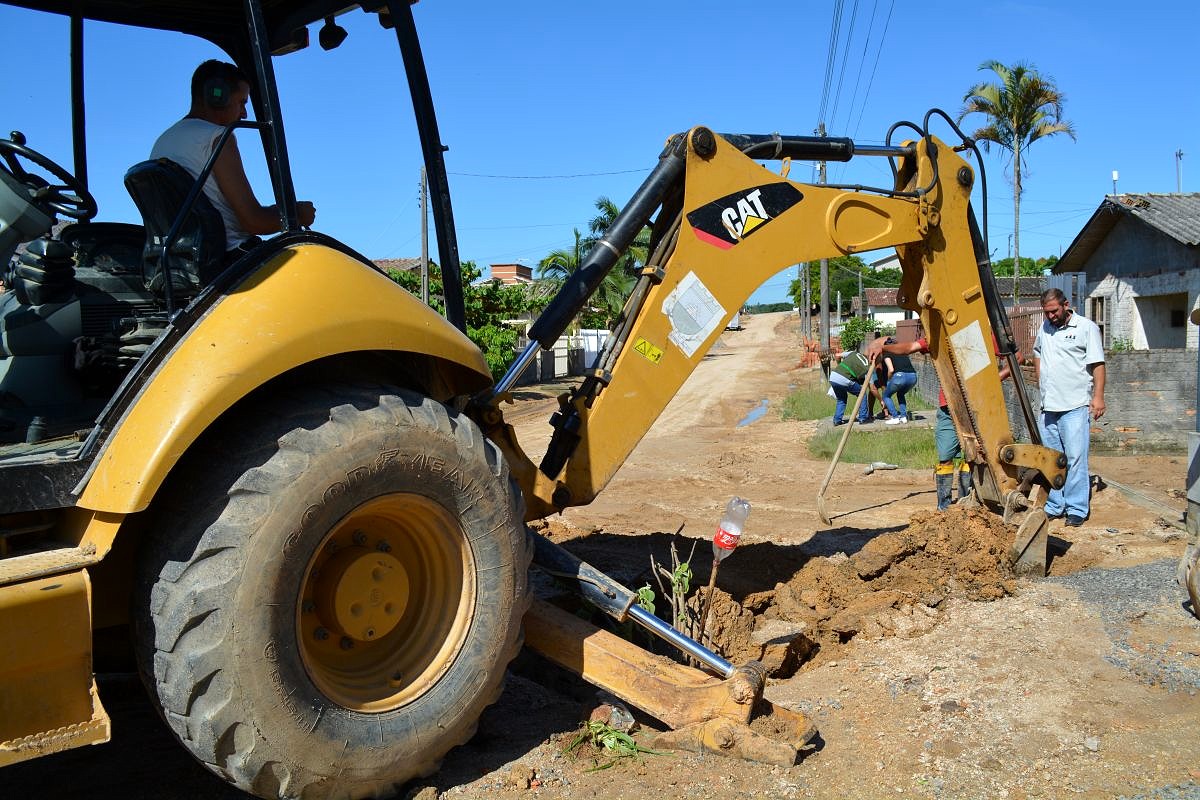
[563, 720, 661, 771]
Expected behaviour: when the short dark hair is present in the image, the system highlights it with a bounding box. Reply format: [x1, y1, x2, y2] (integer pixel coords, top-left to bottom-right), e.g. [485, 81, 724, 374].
[190, 60, 250, 109]
[1040, 288, 1067, 305]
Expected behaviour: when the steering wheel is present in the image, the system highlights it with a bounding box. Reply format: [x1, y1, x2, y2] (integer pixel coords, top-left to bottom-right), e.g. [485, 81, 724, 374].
[0, 132, 98, 220]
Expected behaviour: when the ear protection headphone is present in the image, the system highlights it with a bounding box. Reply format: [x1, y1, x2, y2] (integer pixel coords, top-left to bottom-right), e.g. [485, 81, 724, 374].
[202, 75, 233, 109]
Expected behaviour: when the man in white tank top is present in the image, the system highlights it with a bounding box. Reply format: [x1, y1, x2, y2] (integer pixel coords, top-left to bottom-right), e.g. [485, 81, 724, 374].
[150, 60, 315, 253]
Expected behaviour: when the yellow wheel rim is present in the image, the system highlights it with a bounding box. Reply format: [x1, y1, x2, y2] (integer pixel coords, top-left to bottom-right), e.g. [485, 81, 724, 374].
[298, 493, 475, 712]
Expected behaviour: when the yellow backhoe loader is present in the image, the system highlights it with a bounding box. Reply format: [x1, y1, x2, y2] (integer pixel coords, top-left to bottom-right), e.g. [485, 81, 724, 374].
[0, 2, 1066, 797]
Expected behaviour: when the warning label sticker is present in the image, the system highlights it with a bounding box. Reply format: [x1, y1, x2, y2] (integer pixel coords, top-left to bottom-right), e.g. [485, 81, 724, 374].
[633, 337, 664, 364]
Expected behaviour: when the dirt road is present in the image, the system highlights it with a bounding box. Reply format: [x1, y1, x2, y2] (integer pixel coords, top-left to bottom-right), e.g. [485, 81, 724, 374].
[9, 311, 1199, 800]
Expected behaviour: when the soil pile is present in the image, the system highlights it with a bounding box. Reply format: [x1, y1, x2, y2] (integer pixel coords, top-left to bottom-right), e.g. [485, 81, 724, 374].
[707, 505, 1020, 672]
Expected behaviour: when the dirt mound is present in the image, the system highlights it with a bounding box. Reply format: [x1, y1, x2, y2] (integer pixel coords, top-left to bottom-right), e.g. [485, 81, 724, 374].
[710, 505, 1020, 672]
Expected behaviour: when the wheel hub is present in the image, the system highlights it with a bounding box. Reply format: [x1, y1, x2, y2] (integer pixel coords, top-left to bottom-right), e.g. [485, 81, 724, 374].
[314, 547, 409, 642]
[298, 493, 475, 711]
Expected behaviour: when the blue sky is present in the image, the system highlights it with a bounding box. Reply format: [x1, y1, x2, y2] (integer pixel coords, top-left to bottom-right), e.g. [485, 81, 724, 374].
[2, 1, 1196, 305]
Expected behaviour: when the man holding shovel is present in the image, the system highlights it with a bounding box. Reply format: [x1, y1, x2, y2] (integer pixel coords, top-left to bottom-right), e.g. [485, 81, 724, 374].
[828, 350, 876, 426]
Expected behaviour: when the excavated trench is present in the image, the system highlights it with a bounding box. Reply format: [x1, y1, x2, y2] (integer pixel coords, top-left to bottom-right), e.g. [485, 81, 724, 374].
[539, 504, 1023, 678]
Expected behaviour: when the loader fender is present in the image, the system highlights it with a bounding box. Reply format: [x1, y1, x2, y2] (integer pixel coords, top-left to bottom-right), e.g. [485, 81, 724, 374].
[77, 243, 490, 515]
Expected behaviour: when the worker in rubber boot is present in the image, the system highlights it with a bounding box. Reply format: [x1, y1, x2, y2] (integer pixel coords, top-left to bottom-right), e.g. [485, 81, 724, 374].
[934, 432, 974, 509]
[868, 334, 1014, 510]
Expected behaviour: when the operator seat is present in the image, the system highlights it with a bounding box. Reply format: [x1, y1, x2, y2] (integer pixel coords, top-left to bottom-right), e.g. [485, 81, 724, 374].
[123, 159, 226, 297]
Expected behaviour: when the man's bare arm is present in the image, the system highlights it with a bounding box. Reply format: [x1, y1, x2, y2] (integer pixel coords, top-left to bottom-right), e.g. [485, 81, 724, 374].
[866, 338, 924, 360]
[213, 136, 316, 233]
[1088, 362, 1106, 420]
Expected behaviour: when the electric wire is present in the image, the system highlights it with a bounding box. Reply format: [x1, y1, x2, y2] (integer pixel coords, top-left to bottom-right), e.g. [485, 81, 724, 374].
[816, 0, 846, 127]
[843, 0, 879, 137]
[849, 0, 895, 140]
[447, 168, 649, 180]
[827, 0, 861, 132]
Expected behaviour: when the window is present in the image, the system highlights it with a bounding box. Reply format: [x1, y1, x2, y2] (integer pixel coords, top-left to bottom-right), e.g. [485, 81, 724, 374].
[1089, 296, 1109, 347]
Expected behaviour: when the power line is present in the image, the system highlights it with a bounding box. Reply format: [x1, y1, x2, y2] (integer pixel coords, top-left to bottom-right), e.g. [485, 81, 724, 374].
[842, 0, 879, 136]
[827, 0, 861, 132]
[1020, 210, 1093, 231]
[460, 221, 588, 231]
[832, 262, 898, 287]
[985, 206, 1093, 217]
[448, 168, 648, 180]
[849, 0, 895, 140]
[817, 0, 846, 126]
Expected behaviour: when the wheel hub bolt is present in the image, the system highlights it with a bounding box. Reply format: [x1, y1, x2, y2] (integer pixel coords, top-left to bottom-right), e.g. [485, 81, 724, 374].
[376, 541, 392, 553]
[353, 530, 367, 546]
[314, 627, 329, 641]
[340, 636, 355, 650]
[302, 599, 315, 613]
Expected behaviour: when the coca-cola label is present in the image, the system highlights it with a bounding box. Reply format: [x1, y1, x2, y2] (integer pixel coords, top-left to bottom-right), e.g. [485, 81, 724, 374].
[713, 527, 741, 550]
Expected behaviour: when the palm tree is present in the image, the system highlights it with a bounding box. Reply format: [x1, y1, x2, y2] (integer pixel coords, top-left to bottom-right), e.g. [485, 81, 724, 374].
[587, 196, 651, 278]
[535, 228, 589, 290]
[958, 60, 1075, 306]
[537, 228, 634, 329]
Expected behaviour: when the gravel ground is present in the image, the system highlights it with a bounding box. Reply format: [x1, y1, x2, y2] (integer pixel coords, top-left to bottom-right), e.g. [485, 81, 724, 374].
[1051, 558, 1200, 693]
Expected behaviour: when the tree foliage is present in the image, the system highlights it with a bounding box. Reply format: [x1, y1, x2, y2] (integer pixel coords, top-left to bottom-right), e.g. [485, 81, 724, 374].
[746, 302, 793, 314]
[586, 196, 651, 279]
[386, 260, 538, 378]
[786, 255, 892, 314]
[990, 254, 1058, 277]
[537, 227, 634, 329]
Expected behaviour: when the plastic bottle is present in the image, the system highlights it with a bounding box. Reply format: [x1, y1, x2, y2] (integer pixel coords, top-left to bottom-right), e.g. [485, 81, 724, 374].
[712, 496, 751, 562]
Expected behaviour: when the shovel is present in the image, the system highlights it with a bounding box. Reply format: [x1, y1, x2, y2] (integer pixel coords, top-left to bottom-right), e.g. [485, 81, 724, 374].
[816, 376, 871, 525]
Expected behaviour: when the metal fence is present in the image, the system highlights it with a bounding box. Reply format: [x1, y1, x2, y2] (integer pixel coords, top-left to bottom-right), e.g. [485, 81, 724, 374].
[1008, 307, 1042, 363]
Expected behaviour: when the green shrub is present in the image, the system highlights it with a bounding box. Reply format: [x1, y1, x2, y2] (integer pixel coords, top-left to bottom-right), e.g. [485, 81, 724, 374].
[838, 316, 881, 351]
[1109, 337, 1134, 352]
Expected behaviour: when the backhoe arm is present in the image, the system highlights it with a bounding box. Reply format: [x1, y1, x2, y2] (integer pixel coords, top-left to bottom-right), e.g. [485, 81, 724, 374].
[477, 125, 1064, 533]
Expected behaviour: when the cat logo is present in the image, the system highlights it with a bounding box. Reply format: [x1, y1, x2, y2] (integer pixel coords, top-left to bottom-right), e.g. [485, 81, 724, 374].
[720, 188, 769, 240]
[686, 183, 803, 250]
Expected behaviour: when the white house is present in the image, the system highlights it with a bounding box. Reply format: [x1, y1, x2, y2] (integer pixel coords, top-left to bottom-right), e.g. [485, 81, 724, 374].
[1053, 193, 1200, 349]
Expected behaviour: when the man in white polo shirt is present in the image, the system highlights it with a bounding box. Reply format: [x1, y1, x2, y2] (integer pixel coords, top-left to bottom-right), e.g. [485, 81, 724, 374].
[1033, 288, 1106, 526]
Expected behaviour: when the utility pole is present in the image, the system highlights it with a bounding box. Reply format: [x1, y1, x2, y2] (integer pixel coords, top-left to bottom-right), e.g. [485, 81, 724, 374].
[1177, 150, 1185, 193]
[818, 122, 830, 358]
[805, 265, 813, 340]
[420, 167, 429, 305]
[797, 262, 807, 339]
[857, 270, 864, 319]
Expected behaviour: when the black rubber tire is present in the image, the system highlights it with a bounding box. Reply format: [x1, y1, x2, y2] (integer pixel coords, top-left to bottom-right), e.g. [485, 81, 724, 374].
[133, 385, 531, 799]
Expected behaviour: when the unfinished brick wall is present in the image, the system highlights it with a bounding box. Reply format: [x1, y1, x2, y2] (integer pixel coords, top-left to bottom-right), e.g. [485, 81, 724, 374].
[912, 350, 1196, 453]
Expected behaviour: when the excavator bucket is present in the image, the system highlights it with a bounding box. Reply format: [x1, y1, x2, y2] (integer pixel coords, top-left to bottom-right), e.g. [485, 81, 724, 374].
[1009, 509, 1050, 577]
[1003, 484, 1050, 577]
